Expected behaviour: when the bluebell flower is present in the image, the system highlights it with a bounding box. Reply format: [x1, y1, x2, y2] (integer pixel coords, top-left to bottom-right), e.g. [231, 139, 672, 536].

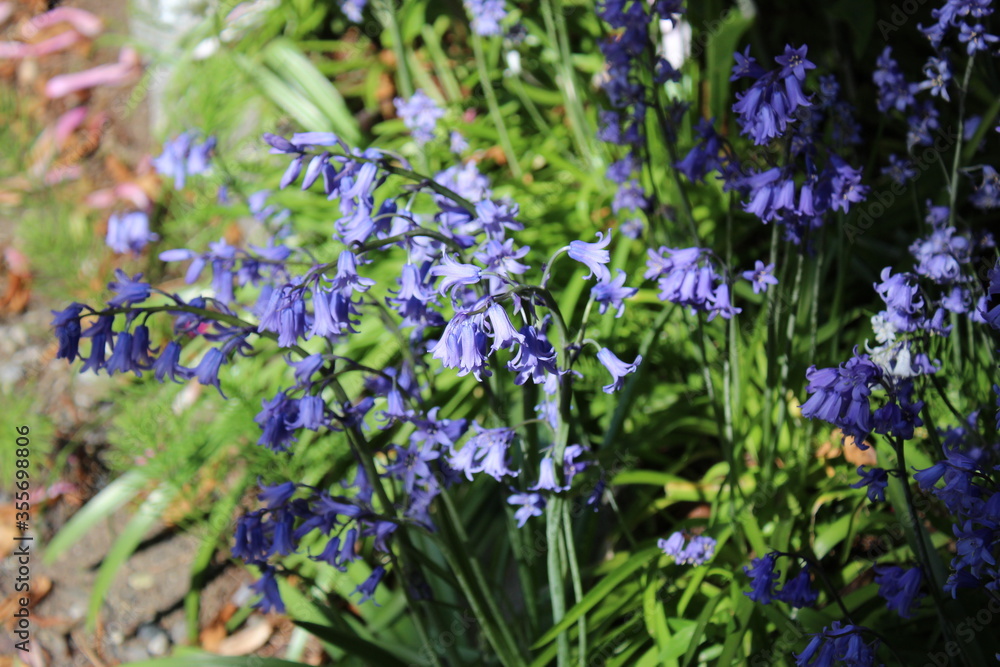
[708, 284, 741, 321]
[434, 162, 492, 203]
[851, 466, 889, 503]
[795, 622, 878, 667]
[596, 347, 641, 393]
[658, 532, 686, 559]
[774, 565, 819, 608]
[106, 331, 141, 377]
[874, 565, 924, 618]
[79, 315, 114, 374]
[471, 425, 519, 480]
[800, 351, 883, 445]
[330, 250, 375, 296]
[882, 154, 918, 186]
[612, 180, 647, 214]
[249, 566, 285, 614]
[508, 492, 545, 527]
[592, 269, 637, 318]
[129, 325, 157, 370]
[387, 263, 444, 335]
[873, 47, 916, 113]
[980, 261, 1000, 329]
[619, 218, 644, 240]
[660, 533, 716, 566]
[907, 100, 941, 150]
[874, 267, 925, 333]
[743, 552, 781, 604]
[431, 313, 492, 381]
[255, 391, 299, 452]
[194, 347, 227, 397]
[917, 56, 952, 101]
[338, 0, 366, 22]
[269, 508, 297, 556]
[970, 166, 1000, 209]
[731, 44, 814, 145]
[106, 211, 157, 255]
[475, 238, 530, 291]
[645, 246, 728, 314]
[52, 303, 85, 362]
[289, 395, 327, 431]
[106, 269, 150, 307]
[465, 0, 507, 36]
[742, 260, 778, 295]
[394, 90, 445, 145]
[507, 325, 559, 385]
[450, 131, 468, 153]
[258, 481, 297, 509]
[353, 565, 386, 604]
[562, 444, 589, 484]
[474, 200, 523, 239]
[565, 231, 612, 282]
[484, 302, 524, 352]
[153, 341, 192, 383]
[430, 254, 483, 295]
[258, 281, 311, 346]
[288, 353, 324, 387]
[233, 512, 268, 564]
[529, 457, 569, 492]
[829, 156, 868, 213]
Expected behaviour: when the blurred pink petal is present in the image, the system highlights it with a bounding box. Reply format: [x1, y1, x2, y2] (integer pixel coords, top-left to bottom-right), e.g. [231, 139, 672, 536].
[26, 6, 103, 38]
[54, 106, 88, 147]
[0, 41, 31, 59]
[86, 187, 117, 208]
[44, 165, 81, 185]
[28, 29, 82, 57]
[116, 182, 151, 210]
[0, 3, 13, 27]
[3, 246, 30, 275]
[45, 47, 140, 98]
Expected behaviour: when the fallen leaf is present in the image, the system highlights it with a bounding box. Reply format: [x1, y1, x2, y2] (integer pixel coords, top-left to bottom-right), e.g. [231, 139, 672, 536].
[217, 617, 273, 656]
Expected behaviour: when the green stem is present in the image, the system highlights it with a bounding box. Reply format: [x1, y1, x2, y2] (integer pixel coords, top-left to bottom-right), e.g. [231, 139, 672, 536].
[540, 0, 593, 164]
[471, 32, 523, 178]
[562, 503, 586, 665]
[374, 0, 413, 99]
[948, 55, 975, 229]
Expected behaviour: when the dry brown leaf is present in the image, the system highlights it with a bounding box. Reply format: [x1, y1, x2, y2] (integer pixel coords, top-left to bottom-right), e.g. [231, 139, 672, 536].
[200, 621, 227, 653]
[843, 437, 878, 467]
[217, 618, 274, 656]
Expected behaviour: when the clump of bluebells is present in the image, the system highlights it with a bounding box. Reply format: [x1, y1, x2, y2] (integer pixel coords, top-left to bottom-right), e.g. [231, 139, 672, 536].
[50, 118, 656, 612]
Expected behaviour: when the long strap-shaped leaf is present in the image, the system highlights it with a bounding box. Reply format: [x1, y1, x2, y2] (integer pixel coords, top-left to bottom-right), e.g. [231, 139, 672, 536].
[44, 469, 148, 563]
[532, 546, 661, 651]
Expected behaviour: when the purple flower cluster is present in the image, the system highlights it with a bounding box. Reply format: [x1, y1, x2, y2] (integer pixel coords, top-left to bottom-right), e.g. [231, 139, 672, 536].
[658, 531, 716, 566]
[743, 552, 818, 608]
[644, 246, 740, 320]
[151, 131, 215, 190]
[393, 90, 444, 145]
[731, 44, 815, 146]
[106, 211, 157, 255]
[795, 622, 881, 667]
[465, 0, 507, 37]
[53, 117, 651, 612]
[911, 424, 1000, 596]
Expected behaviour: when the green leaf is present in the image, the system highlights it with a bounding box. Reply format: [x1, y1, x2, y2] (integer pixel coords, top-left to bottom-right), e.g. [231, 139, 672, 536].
[87, 484, 180, 630]
[532, 546, 661, 649]
[44, 470, 148, 563]
[293, 621, 411, 666]
[260, 39, 361, 144]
